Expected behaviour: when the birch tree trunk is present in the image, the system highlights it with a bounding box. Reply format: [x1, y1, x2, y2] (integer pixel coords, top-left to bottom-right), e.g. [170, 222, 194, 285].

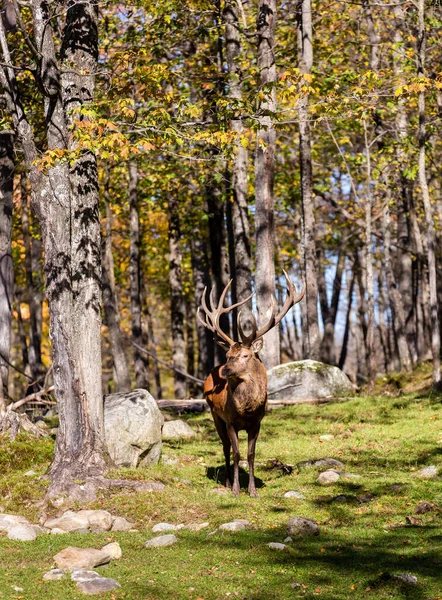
[0, 131, 14, 403]
[417, 0, 441, 389]
[296, 0, 320, 360]
[255, 0, 279, 368]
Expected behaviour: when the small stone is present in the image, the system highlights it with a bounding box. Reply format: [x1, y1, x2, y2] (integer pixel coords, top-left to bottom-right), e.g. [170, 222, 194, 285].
[298, 458, 344, 471]
[161, 454, 179, 465]
[319, 435, 335, 441]
[284, 537, 293, 543]
[101, 542, 122, 560]
[287, 517, 320, 537]
[7, 524, 37, 541]
[53, 547, 111, 570]
[24, 470, 37, 477]
[44, 511, 90, 533]
[218, 521, 246, 532]
[162, 420, 196, 440]
[78, 510, 113, 532]
[12, 587, 23, 592]
[76, 578, 121, 594]
[233, 519, 250, 526]
[392, 573, 418, 585]
[51, 528, 68, 535]
[317, 470, 340, 485]
[284, 491, 305, 499]
[143, 534, 177, 548]
[152, 523, 177, 533]
[291, 583, 302, 589]
[332, 495, 348, 503]
[186, 522, 209, 532]
[43, 569, 66, 581]
[111, 516, 134, 532]
[268, 542, 286, 550]
[71, 570, 103, 583]
[0, 514, 29, 531]
[417, 465, 438, 479]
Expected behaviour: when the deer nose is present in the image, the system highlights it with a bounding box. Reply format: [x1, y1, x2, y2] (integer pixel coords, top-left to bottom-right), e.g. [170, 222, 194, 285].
[221, 364, 233, 377]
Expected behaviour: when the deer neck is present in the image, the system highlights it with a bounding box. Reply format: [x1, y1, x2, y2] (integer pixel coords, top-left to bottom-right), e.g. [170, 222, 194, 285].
[228, 367, 267, 413]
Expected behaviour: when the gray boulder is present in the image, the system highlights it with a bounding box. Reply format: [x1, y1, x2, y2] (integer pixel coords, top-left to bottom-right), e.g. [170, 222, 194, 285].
[287, 517, 320, 537]
[143, 534, 177, 548]
[267, 360, 353, 403]
[104, 389, 164, 467]
[162, 420, 196, 440]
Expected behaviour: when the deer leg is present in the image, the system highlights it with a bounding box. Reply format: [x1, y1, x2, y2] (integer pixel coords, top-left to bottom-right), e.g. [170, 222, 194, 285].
[212, 414, 232, 488]
[227, 424, 241, 497]
[247, 424, 260, 498]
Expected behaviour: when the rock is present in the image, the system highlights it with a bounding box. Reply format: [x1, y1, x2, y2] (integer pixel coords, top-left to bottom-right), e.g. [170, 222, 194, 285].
[53, 547, 111, 570]
[43, 569, 66, 581]
[44, 511, 90, 533]
[7, 524, 37, 541]
[71, 570, 103, 583]
[417, 465, 438, 479]
[283, 491, 305, 499]
[319, 434, 335, 441]
[162, 419, 196, 440]
[152, 523, 177, 533]
[218, 521, 246, 532]
[267, 360, 353, 403]
[233, 519, 250, 526]
[392, 573, 418, 585]
[24, 469, 37, 476]
[77, 510, 113, 532]
[161, 454, 179, 465]
[298, 458, 345, 471]
[143, 534, 177, 548]
[51, 528, 68, 535]
[284, 537, 293, 543]
[111, 516, 134, 532]
[268, 542, 286, 550]
[291, 583, 302, 589]
[104, 389, 164, 468]
[101, 542, 122, 560]
[76, 578, 121, 595]
[332, 495, 348, 503]
[187, 522, 209, 531]
[317, 470, 340, 485]
[287, 517, 320, 537]
[0, 514, 29, 531]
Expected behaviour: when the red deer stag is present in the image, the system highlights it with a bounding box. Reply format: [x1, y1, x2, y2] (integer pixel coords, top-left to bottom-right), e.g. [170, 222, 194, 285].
[197, 271, 305, 497]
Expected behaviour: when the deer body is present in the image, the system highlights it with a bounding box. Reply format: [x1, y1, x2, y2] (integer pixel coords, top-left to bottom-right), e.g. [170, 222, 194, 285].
[198, 270, 304, 497]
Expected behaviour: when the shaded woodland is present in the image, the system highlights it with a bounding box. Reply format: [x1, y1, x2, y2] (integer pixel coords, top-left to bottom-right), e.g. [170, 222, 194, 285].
[0, 0, 442, 490]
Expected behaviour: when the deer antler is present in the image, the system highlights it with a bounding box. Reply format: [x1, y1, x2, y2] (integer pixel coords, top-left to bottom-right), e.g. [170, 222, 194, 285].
[237, 270, 305, 347]
[197, 280, 253, 349]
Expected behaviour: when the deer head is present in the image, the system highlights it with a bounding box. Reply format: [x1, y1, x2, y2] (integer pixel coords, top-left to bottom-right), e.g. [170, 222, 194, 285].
[197, 270, 305, 371]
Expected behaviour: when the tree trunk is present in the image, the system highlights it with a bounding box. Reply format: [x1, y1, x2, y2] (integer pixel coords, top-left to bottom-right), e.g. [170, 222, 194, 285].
[224, 1, 253, 334]
[129, 161, 150, 389]
[20, 174, 44, 389]
[338, 265, 355, 371]
[296, 0, 320, 361]
[320, 250, 344, 364]
[417, 0, 441, 389]
[191, 235, 214, 380]
[0, 132, 14, 401]
[144, 297, 163, 400]
[255, 0, 279, 368]
[102, 169, 131, 392]
[168, 194, 187, 398]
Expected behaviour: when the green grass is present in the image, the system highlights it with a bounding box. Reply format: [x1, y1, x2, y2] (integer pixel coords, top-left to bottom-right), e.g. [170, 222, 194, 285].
[1, 386, 442, 600]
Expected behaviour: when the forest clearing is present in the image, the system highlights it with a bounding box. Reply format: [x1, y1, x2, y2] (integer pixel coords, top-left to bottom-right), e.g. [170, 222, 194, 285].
[0, 367, 441, 600]
[0, 0, 442, 598]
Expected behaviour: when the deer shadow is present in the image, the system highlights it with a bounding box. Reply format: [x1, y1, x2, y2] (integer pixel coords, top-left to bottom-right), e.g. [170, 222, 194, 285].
[206, 464, 265, 490]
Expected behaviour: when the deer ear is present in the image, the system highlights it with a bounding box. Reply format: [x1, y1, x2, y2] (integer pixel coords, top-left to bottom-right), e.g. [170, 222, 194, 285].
[251, 338, 263, 354]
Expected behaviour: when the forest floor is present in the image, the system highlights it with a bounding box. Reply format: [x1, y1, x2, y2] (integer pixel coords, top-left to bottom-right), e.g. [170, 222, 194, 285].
[0, 366, 441, 600]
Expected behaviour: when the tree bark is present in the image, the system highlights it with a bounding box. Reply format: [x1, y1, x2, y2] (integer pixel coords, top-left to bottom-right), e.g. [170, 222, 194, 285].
[319, 250, 344, 365]
[144, 296, 163, 400]
[224, 0, 253, 334]
[20, 174, 44, 389]
[129, 161, 150, 389]
[338, 265, 356, 372]
[0, 131, 14, 401]
[255, 0, 279, 368]
[102, 169, 131, 392]
[191, 235, 214, 380]
[296, 0, 320, 360]
[168, 194, 187, 398]
[417, 0, 441, 389]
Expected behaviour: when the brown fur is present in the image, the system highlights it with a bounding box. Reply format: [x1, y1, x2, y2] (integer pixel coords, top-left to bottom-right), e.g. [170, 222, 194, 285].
[204, 343, 267, 497]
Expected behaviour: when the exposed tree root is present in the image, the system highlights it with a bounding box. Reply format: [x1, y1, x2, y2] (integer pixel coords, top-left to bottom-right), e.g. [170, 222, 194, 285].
[0, 410, 49, 440]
